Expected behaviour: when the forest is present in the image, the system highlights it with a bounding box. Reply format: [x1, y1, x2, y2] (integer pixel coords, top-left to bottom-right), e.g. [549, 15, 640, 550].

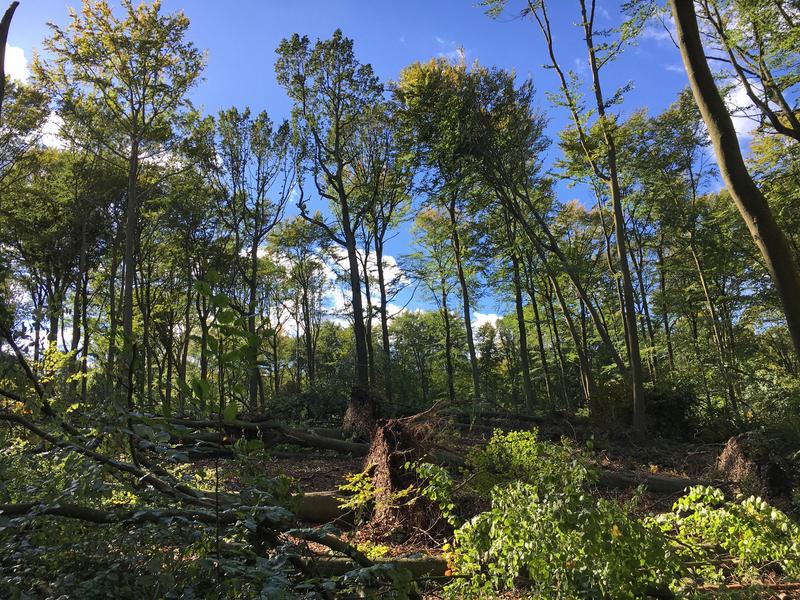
[1, 0, 799, 597]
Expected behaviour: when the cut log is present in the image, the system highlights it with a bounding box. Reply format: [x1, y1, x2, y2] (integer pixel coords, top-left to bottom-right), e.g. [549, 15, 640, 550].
[294, 491, 352, 525]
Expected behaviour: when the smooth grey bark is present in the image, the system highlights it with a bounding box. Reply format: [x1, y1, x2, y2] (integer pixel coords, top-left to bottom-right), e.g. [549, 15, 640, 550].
[670, 0, 800, 359]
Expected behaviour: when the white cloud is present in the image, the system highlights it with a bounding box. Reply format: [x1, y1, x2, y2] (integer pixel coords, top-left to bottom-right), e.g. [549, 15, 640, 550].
[665, 63, 684, 74]
[641, 15, 676, 44]
[5, 44, 29, 82]
[726, 81, 758, 140]
[321, 246, 410, 326]
[435, 36, 467, 62]
[41, 113, 66, 149]
[473, 312, 500, 332]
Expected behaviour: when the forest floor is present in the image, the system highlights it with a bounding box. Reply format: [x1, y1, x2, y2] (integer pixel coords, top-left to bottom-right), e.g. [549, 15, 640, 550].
[188, 415, 727, 553]
[179, 414, 796, 598]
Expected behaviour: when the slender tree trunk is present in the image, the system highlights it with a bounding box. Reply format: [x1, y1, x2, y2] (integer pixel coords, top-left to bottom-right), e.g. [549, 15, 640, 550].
[447, 199, 480, 412]
[525, 264, 554, 409]
[302, 287, 315, 387]
[106, 241, 119, 392]
[689, 240, 739, 417]
[656, 244, 675, 373]
[550, 272, 595, 412]
[671, 0, 800, 358]
[80, 272, 90, 404]
[503, 192, 628, 377]
[69, 224, 86, 399]
[177, 276, 191, 416]
[544, 278, 569, 411]
[511, 253, 535, 413]
[341, 207, 370, 391]
[121, 141, 140, 400]
[361, 250, 377, 387]
[579, 0, 646, 434]
[441, 285, 456, 404]
[248, 235, 260, 412]
[163, 310, 174, 416]
[340, 199, 375, 438]
[375, 242, 392, 402]
[629, 242, 658, 380]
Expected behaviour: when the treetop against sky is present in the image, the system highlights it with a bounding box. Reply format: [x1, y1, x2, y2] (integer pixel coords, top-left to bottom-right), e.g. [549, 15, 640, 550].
[3, 0, 755, 324]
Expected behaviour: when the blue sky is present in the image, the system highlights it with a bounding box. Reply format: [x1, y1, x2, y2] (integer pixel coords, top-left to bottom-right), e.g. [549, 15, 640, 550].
[7, 0, 715, 324]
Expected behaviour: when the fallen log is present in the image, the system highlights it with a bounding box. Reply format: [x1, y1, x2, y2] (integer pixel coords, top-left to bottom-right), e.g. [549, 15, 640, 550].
[156, 416, 369, 456]
[304, 555, 448, 578]
[0, 501, 240, 525]
[311, 427, 344, 440]
[294, 491, 352, 525]
[597, 470, 702, 495]
[279, 427, 367, 456]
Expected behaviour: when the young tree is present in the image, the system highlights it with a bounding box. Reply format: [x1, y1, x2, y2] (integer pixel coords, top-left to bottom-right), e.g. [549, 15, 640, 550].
[208, 107, 293, 412]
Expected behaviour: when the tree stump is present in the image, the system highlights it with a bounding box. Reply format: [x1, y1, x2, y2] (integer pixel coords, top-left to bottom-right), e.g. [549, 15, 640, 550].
[342, 385, 378, 441]
[363, 417, 440, 532]
[715, 433, 793, 501]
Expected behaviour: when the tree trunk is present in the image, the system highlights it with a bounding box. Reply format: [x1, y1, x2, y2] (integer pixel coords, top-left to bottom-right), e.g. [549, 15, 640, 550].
[80, 271, 90, 404]
[670, 0, 800, 358]
[248, 235, 260, 413]
[579, 0, 646, 435]
[511, 253, 535, 414]
[550, 272, 595, 412]
[302, 286, 316, 388]
[360, 249, 377, 388]
[525, 263, 554, 409]
[441, 285, 456, 404]
[121, 140, 140, 401]
[106, 239, 120, 393]
[656, 243, 675, 373]
[447, 199, 481, 413]
[375, 242, 392, 402]
[544, 277, 569, 411]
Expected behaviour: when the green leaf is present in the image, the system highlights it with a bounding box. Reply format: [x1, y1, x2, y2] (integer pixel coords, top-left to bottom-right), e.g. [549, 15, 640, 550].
[223, 402, 238, 423]
[212, 292, 229, 308]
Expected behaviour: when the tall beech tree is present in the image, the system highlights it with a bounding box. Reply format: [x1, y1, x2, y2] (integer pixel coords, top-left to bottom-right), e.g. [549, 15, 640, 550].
[275, 30, 384, 437]
[395, 59, 485, 413]
[34, 0, 204, 400]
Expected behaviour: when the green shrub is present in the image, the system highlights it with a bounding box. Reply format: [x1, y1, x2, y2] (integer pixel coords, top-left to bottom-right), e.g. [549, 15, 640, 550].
[654, 485, 800, 584]
[447, 482, 678, 599]
[464, 429, 596, 497]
